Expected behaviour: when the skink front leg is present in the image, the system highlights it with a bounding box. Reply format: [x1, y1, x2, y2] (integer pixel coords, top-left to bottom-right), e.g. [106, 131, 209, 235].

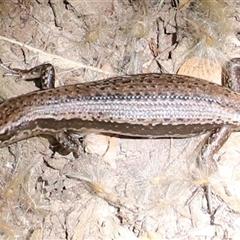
[200, 125, 235, 171]
[200, 58, 240, 172]
[222, 58, 240, 92]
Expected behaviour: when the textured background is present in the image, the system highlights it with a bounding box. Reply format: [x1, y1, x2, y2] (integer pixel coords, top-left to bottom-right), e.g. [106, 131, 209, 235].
[0, 1, 240, 239]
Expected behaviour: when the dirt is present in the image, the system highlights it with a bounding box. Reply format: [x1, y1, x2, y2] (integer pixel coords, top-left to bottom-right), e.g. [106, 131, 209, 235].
[0, 0, 240, 239]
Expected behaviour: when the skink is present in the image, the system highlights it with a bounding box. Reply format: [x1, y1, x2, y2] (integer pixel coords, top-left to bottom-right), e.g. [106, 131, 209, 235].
[0, 59, 240, 159]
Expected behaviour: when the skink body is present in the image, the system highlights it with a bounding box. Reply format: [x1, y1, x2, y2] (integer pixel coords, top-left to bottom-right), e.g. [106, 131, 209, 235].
[0, 72, 240, 148]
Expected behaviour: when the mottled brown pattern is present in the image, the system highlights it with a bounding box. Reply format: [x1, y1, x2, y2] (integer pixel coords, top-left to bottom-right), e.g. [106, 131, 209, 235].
[0, 73, 240, 147]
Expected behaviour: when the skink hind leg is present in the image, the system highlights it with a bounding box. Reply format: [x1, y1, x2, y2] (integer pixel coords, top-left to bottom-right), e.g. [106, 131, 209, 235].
[0, 60, 83, 157]
[0, 60, 55, 89]
[49, 131, 83, 158]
